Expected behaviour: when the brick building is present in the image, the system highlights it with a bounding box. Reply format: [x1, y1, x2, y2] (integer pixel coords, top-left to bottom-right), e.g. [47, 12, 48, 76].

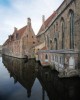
[2, 0, 80, 63]
[37, 0, 80, 76]
[37, 0, 80, 51]
[36, 12, 56, 50]
[2, 18, 37, 58]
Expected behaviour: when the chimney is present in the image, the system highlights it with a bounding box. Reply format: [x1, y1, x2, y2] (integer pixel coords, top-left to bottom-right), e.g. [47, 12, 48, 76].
[9, 35, 12, 41]
[42, 15, 45, 24]
[14, 27, 17, 32]
[14, 27, 17, 40]
[42, 15, 45, 30]
[27, 18, 31, 27]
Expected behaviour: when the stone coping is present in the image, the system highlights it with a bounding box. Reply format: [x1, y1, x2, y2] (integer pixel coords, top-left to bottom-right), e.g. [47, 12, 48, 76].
[38, 49, 79, 54]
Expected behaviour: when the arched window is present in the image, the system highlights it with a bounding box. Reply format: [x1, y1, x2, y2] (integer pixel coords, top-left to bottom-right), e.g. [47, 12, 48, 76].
[54, 25, 55, 33]
[47, 35, 50, 49]
[50, 39, 53, 50]
[69, 10, 74, 49]
[56, 22, 58, 31]
[54, 38, 58, 50]
[45, 54, 48, 59]
[61, 17, 65, 49]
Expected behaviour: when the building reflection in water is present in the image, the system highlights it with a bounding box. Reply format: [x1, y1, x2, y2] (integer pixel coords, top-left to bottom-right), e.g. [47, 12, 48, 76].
[2, 55, 80, 100]
[2, 55, 37, 98]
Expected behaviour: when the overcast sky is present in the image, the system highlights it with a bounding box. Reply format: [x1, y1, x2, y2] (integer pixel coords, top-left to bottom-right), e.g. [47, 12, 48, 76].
[0, 0, 63, 45]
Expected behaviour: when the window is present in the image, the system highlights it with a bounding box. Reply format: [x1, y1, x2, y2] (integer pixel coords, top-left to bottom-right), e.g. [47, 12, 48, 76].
[45, 54, 48, 59]
[27, 35, 28, 37]
[33, 42, 35, 44]
[54, 25, 55, 33]
[45, 54, 48, 62]
[56, 22, 58, 31]
[69, 10, 74, 49]
[54, 38, 58, 50]
[47, 35, 50, 49]
[61, 17, 65, 49]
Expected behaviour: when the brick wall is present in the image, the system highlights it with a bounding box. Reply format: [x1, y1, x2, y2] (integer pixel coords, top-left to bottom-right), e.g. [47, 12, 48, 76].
[38, 0, 80, 51]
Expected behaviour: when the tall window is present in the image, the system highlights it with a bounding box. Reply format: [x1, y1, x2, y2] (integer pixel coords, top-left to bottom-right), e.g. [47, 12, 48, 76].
[69, 10, 74, 49]
[54, 38, 57, 50]
[47, 35, 50, 49]
[54, 25, 55, 33]
[45, 54, 48, 59]
[56, 22, 58, 31]
[61, 17, 65, 49]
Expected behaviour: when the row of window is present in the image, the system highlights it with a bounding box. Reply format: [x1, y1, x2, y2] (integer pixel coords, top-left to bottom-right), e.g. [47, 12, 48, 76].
[27, 35, 34, 38]
[15, 34, 34, 39]
[47, 9, 74, 50]
[45, 54, 63, 64]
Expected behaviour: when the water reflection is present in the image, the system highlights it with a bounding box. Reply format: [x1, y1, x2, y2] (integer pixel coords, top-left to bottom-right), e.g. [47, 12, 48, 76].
[2, 55, 37, 98]
[0, 54, 1, 57]
[1, 55, 80, 100]
[38, 67, 80, 100]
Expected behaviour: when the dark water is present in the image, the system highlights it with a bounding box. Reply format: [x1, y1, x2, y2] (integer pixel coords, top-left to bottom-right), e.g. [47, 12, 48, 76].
[0, 55, 80, 100]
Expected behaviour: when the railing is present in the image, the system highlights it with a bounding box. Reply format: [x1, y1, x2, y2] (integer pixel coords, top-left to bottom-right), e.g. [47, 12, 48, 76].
[38, 49, 79, 73]
[51, 54, 64, 72]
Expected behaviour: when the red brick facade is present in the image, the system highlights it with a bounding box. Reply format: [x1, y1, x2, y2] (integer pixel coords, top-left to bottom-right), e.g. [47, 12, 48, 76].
[2, 18, 37, 58]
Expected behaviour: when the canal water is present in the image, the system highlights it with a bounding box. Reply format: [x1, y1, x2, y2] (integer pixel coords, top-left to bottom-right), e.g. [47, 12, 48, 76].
[0, 55, 80, 100]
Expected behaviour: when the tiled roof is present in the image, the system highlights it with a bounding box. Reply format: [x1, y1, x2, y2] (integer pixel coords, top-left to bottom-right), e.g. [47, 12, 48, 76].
[37, 11, 56, 36]
[3, 25, 27, 45]
[3, 38, 9, 46]
[16, 25, 27, 38]
[12, 25, 27, 38]
[41, 46, 47, 50]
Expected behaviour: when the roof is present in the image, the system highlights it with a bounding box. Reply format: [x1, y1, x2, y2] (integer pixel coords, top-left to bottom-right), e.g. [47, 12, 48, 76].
[37, 0, 72, 36]
[29, 41, 44, 50]
[17, 25, 27, 37]
[3, 38, 9, 46]
[3, 25, 27, 46]
[13, 25, 27, 38]
[41, 46, 47, 50]
[37, 11, 56, 36]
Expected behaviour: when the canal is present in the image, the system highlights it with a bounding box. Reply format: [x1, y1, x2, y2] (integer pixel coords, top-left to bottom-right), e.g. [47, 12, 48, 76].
[0, 55, 80, 100]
